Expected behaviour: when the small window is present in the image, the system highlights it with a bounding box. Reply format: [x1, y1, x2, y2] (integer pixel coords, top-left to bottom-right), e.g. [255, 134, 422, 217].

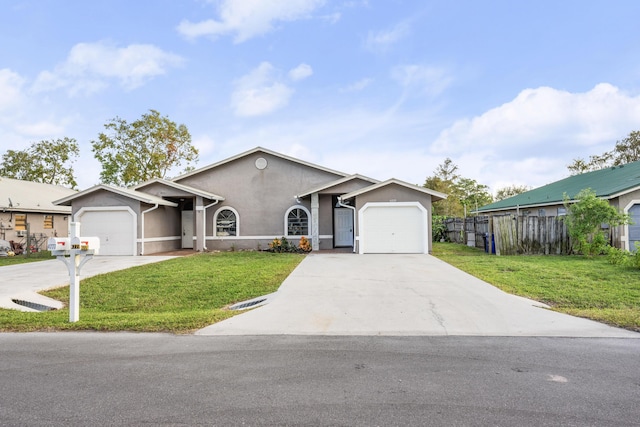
[15, 214, 26, 231]
[287, 207, 309, 236]
[215, 209, 237, 236]
[538, 208, 546, 217]
[557, 207, 567, 216]
[44, 215, 54, 229]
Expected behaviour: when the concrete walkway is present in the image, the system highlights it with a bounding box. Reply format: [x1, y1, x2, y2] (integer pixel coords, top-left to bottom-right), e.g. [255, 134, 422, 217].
[197, 253, 640, 337]
[0, 256, 176, 311]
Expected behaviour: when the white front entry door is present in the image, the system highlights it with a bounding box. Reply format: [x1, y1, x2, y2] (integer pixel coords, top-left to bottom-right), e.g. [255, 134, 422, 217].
[334, 208, 354, 247]
[181, 211, 194, 249]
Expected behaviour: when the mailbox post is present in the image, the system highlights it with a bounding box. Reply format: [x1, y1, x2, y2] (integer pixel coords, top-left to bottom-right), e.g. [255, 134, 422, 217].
[48, 222, 100, 322]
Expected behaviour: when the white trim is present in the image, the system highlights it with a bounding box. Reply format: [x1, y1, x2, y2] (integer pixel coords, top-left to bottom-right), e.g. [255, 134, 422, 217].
[75, 206, 137, 256]
[358, 201, 428, 254]
[213, 206, 240, 237]
[207, 235, 332, 241]
[622, 199, 640, 251]
[137, 236, 181, 243]
[284, 205, 311, 238]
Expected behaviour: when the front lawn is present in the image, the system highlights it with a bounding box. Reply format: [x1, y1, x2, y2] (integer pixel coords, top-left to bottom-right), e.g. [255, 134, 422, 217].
[0, 251, 54, 266]
[0, 251, 304, 333]
[432, 242, 640, 332]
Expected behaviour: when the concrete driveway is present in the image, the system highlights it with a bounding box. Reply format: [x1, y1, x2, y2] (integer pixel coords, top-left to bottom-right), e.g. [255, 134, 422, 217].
[197, 253, 640, 337]
[0, 255, 176, 311]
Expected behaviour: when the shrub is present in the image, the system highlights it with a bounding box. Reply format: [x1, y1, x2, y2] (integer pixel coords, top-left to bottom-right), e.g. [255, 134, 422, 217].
[298, 236, 312, 252]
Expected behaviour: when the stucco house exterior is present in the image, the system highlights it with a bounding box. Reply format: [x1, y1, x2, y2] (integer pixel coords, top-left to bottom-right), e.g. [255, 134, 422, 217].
[476, 160, 640, 251]
[0, 177, 76, 248]
[54, 147, 446, 255]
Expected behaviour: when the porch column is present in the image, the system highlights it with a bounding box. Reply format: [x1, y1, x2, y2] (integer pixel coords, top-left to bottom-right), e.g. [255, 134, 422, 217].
[311, 192, 320, 251]
[195, 196, 205, 252]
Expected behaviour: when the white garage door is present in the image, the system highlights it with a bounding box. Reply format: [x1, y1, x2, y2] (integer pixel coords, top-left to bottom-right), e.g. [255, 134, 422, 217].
[77, 210, 135, 256]
[360, 203, 426, 254]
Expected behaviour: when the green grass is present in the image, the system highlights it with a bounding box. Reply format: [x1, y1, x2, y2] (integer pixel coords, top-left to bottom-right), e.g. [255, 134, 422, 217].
[432, 242, 640, 332]
[0, 252, 304, 333]
[0, 250, 54, 266]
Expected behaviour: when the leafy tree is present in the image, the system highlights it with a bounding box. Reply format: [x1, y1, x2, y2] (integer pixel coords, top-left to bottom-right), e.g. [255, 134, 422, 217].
[424, 158, 492, 217]
[495, 184, 530, 201]
[457, 177, 493, 216]
[568, 130, 640, 174]
[564, 188, 630, 256]
[0, 138, 79, 188]
[92, 109, 199, 186]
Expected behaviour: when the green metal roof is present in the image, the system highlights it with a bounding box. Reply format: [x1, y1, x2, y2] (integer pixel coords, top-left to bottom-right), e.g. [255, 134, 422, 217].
[477, 160, 640, 212]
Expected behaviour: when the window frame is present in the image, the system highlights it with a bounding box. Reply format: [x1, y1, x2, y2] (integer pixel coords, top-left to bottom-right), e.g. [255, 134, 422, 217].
[44, 215, 54, 229]
[214, 207, 239, 237]
[285, 206, 311, 237]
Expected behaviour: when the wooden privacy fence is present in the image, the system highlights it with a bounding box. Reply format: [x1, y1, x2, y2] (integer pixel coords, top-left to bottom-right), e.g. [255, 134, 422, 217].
[445, 215, 571, 255]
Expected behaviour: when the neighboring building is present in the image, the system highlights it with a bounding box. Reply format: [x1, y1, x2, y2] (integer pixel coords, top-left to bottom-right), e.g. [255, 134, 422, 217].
[476, 160, 640, 251]
[0, 177, 77, 247]
[54, 147, 446, 255]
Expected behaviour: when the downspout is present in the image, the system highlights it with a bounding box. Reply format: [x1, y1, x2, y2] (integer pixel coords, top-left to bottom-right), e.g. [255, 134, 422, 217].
[140, 204, 159, 255]
[203, 200, 220, 251]
[336, 196, 357, 253]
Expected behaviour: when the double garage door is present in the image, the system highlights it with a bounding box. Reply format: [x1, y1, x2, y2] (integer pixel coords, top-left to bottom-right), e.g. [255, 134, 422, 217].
[360, 203, 427, 254]
[77, 210, 135, 256]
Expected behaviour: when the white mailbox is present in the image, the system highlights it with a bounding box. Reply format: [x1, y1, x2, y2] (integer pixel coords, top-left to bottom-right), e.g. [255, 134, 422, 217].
[48, 237, 70, 254]
[70, 237, 100, 254]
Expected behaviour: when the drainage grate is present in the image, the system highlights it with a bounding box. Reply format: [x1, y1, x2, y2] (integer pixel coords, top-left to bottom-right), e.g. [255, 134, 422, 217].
[230, 298, 267, 310]
[12, 299, 57, 312]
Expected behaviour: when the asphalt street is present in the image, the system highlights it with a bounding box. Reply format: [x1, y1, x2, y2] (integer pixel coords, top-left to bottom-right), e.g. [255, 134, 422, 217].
[1, 333, 639, 426]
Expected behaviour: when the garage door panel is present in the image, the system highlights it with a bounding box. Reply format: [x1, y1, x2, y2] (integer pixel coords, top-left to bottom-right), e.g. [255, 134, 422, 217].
[78, 210, 134, 256]
[361, 204, 425, 254]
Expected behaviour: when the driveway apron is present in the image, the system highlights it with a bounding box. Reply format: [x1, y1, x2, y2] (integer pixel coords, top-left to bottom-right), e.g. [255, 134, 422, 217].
[197, 253, 639, 337]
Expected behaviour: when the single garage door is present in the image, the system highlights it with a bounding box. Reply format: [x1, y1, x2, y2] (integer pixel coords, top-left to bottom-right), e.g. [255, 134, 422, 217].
[360, 203, 426, 254]
[77, 209, 135, 256]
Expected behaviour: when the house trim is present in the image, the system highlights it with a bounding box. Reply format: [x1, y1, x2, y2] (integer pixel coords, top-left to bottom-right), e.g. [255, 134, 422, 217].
[622, 199, 640, 251]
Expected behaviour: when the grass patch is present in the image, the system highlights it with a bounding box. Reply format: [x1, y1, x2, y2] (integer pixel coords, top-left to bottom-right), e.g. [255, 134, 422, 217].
[432, 242, 640, 332]
[0, 251, 54, 266]
[0, 252, 303, 333]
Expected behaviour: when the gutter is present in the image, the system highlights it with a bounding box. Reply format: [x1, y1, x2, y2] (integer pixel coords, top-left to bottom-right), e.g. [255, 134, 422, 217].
[140, 204, 159, 255]
[336, 196, 357, 253]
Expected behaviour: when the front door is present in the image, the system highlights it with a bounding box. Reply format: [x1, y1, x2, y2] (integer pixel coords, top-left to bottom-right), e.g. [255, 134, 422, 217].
[182, 210, 194, 249]
[334, 208, 354, 247]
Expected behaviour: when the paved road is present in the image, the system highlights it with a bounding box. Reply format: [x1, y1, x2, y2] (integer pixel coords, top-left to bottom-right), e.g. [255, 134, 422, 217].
[1, 333, 639, 426]
[198, 253, 639, 337]
[0, 256, 176, 311]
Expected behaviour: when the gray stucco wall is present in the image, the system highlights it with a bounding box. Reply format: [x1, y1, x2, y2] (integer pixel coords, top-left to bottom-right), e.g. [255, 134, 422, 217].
[176, 152, 344, 250]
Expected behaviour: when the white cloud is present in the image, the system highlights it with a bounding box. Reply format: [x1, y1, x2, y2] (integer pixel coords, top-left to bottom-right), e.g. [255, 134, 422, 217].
[391, 64, 453, 97]
[365, 21, 410, 53]
[288, 63, 313, 81]
[0, 68, 25, 111]
[230, 62, 294, 117]
[431, 83, 640, 191]
[341, 77, 373, 92]
[31, 41, 184, 95]
[177, 0, 325, 43]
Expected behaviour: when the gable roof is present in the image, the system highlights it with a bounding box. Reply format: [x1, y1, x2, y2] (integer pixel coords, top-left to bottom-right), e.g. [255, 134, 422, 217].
[296, 174, 380, 198]
[53, 184, 178, 207]
[172, 146, 348, 182]
[477, 160, 640, 213]
[341, 178, 447, 201]
[133, 178, 224, 200]
[0, 177, 76, 214]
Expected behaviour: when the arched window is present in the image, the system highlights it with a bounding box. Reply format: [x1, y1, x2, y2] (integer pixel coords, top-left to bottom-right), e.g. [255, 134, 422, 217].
[285, 206, 310, 236]
[214, 207, 238, 236]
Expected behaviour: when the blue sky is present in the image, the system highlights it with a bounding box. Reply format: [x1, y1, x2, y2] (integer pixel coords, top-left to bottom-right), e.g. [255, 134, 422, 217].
[2, 0, 640, 192]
